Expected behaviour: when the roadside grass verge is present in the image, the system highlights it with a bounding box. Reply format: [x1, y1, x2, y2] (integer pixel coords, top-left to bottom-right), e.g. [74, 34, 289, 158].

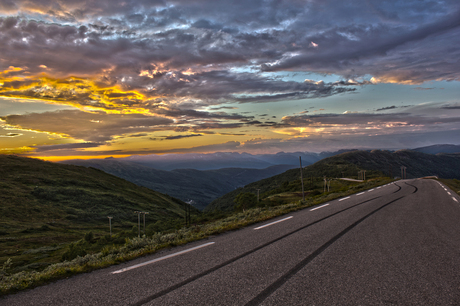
[0, 177, 393, 296]
[437, 178, 460, 196]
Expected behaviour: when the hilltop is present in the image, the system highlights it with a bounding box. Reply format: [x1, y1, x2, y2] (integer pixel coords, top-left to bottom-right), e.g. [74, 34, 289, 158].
[412, 144, 460, 155]
[0, 155, 190, 272]
[206, 150, 460, 211]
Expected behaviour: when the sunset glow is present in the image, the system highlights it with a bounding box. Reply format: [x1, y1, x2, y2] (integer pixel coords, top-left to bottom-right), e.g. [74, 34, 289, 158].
[1, 1, 459, 160]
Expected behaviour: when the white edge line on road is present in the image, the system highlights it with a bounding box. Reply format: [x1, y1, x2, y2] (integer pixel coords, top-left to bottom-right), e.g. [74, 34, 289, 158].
[310, 203, 330, 211]
[338, 197, 350, 202]
[111, 242, 215, 274]
[447, 192, 451, 195]
[356, 192, 365, 196]
[254, 216, 293, 230]
[453, 197, 458, 203]
[368, 189, 374, 192]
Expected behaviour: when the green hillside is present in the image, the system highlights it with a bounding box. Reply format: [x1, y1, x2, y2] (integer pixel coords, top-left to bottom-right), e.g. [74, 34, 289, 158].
[0, 155, 190, 273]
[206, 150, 460, 211]
[61, 158, 294, 210]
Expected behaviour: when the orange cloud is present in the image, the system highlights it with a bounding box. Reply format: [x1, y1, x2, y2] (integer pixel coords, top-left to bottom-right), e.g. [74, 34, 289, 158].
[0, 72, 161, 115]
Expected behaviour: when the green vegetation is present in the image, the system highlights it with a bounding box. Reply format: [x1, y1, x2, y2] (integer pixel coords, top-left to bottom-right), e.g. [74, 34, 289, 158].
[62, 158, 294, 210]
[234, 192, 257, 211]
[206, 149, 460, 211]
[0, 155, 197, 279]
[0, 156, 392, 296]
[2, 150, 459, 296]
[438, 178, 460, 197]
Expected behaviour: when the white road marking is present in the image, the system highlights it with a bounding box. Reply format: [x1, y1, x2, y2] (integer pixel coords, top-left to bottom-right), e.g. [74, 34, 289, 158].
[453, 198, 459, 203]
[338, 197, 350, 202]
[448, 192, 451, 195]
[368, 189, 374, 192]
[254, 216, 293, 230]
[356, 192, 365, 196]
[310, 203, 330, 211]
[111, 242, 215, 274]
[377, 187, 381, 189]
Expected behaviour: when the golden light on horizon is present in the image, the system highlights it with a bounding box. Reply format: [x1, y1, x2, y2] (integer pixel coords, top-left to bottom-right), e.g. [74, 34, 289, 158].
[0, 72, 164, 115]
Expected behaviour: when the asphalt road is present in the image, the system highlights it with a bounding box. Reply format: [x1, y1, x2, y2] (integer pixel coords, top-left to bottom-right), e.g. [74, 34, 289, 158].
[3, 179, 460, 305]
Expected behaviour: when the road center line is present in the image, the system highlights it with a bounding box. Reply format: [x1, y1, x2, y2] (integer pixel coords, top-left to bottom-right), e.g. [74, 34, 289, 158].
[356, 192, 365, 196]
[447, 192, 451, 195]
[254, 216, 293, 230]
[310, 204, 330, 211]
[111, 242, 215, 274]
[453, 198, 458, 203]
[368, 189, 374, 192]
[338, 197, 350, 202]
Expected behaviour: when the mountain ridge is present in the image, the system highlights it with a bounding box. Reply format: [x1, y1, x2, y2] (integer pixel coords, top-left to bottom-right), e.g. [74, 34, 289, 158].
[60, 158, 296, 210]
[205, 149, 460, 211]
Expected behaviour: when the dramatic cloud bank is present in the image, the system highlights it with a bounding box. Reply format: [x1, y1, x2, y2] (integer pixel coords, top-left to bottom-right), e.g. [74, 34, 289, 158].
[0, 0, 459, 158]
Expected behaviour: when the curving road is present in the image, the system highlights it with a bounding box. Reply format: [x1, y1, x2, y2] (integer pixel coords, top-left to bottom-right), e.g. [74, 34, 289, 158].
[3, 179, 460, 305]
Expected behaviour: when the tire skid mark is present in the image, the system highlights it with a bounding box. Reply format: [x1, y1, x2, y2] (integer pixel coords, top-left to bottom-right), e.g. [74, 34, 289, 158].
[133, 184, 406, 305]
[404, 182, 418, 194]
[245, 196, 406, 306]
[131, 196, 382, 306]
[392, 182, 402, 193]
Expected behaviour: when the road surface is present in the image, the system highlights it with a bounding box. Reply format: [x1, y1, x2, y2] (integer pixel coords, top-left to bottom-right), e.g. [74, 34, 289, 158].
[3, 179, 460, 305]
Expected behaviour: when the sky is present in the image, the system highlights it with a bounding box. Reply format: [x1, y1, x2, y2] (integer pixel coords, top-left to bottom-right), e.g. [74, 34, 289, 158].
[0, 0, 459, 161]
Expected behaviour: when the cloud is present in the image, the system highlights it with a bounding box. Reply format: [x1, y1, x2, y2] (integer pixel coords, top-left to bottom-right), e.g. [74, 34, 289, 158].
[1, 109, 174, 142]
[278, 112, 460, 129]
[31, 142, 102, 152]
[2, 1, 460, 157]
[155, 134, 203, 140]
[0, 132, 22, 137]
[376, 106, 397, 112]
[2, 1, 457, 109]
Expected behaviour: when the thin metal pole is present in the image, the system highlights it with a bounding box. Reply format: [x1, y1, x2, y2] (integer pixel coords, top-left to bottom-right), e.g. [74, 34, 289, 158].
[134, 211, 141, 238]
[299, 157, 305, 201]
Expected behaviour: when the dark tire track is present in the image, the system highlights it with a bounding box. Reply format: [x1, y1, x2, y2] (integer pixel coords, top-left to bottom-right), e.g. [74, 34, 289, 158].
[132, 195, 386, 305]
[245, 195, 406, 306]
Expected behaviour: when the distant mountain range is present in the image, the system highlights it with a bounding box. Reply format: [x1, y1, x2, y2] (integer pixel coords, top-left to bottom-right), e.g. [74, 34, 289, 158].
[106, 145, 460, 171]
[60, 144, 459, 210]
[206, 149, 460, 211]
[119, 150, 356, 170]
[62, 150, 359, 209]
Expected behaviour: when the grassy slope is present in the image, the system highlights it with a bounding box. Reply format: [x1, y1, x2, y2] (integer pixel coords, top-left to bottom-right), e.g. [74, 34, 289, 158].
[0, 155, 189, 273]
[0, 175, 394, 296]
[61, 158, 294, 210]
[206, 149, 460, 211]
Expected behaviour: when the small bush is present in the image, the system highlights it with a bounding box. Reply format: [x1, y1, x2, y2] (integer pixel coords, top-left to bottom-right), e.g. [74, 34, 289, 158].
[61, 243, 87, 261]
